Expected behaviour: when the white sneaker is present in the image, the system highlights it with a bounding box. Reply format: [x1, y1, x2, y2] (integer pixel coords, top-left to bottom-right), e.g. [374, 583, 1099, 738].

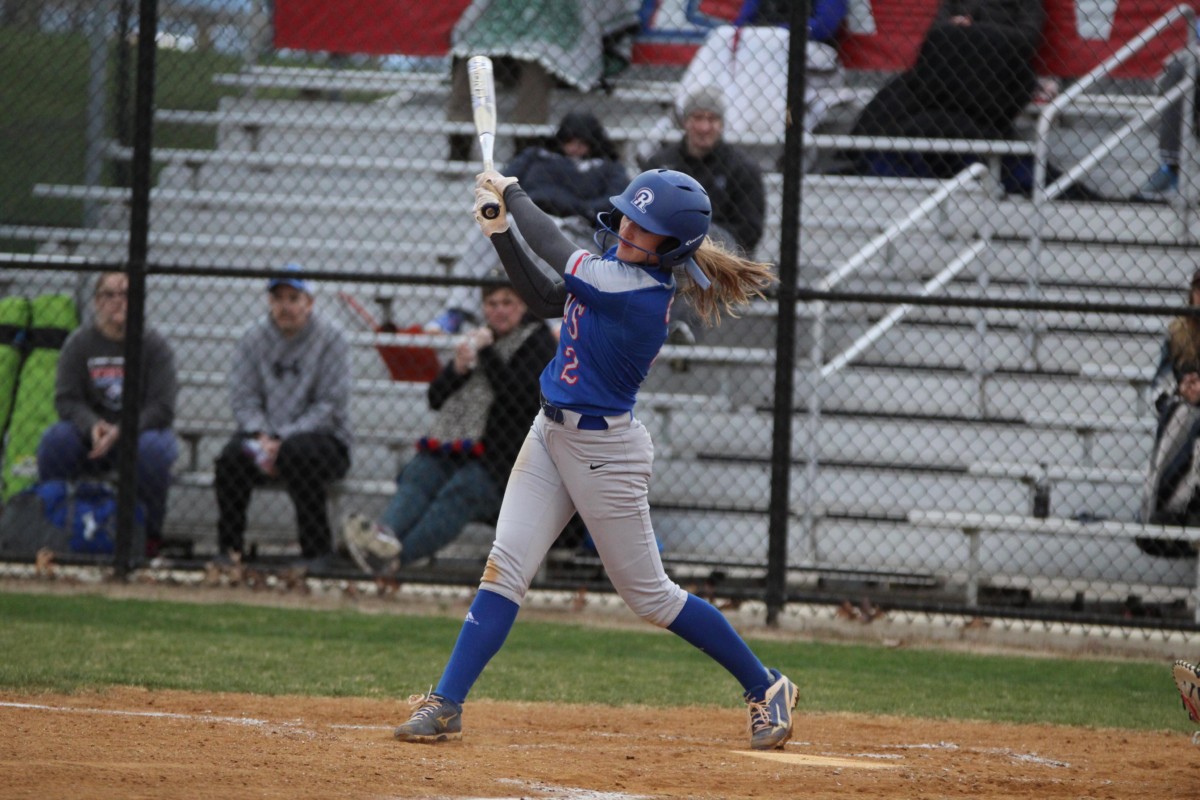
[342, 512, 402, 577]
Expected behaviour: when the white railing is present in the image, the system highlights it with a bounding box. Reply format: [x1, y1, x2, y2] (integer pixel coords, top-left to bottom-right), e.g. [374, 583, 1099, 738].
[1023, 4, 1196, 365]
[1034, 4, 1197, 210]
[798, 162, 994, 560]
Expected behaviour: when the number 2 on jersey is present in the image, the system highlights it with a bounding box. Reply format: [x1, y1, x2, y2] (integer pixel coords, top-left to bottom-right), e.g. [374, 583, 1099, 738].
[559, 346, 580, 384]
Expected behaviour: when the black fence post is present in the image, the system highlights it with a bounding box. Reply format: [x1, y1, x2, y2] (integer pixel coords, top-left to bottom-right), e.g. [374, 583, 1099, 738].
[765, 1, 810, 625]
[113, 0, 159, 578]
[113, 0, 135, 188]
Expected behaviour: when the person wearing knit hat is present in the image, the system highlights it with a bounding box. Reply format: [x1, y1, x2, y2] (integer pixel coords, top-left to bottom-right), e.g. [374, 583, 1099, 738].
[642, 84, 765, 259]
[677, 86, 726, 125]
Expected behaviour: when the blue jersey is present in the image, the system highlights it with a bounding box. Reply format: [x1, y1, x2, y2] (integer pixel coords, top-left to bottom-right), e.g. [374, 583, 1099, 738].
[540, 248, 675, 416]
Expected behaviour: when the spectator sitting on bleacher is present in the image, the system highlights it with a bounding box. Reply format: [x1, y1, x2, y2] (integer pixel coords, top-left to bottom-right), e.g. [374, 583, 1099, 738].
[640, 86, 766, 258]
[639, 86, 766, 345]
[849, 0, 1046, 192]
[431, 111, 628, 333]
[342, 278, 556, 576]
[1150, 268, 1200, 412]
[1132, 27, 1200, 202]
[212, 265, 352, 574]
[36, 271, 179, 558]
[1140, 367, 1200, 542]
[1139, 268, 1200, 557]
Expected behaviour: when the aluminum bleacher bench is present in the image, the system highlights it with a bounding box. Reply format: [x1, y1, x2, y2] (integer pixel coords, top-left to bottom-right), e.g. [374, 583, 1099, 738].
[156, 108, 670, 143]
[104, 143, 482, 180]
[153, 106, 1037, 162]
[967, 460, 1144, 517]
[217, 65, 679, 105]
[0, 224, 462, 265]
[214, 68, 445, 96]
[1079, 363, 1154, 415]
[32, 183, 461, 214]
[1023, 412, 1155, 466]
[906, 508, 1200, 619]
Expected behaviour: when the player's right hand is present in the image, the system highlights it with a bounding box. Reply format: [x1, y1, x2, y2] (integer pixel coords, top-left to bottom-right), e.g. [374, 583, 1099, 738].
[474, 186, 509, 237]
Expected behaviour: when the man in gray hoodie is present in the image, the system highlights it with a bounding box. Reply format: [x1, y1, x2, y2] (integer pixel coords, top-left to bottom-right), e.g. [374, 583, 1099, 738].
[213, 265, 352, 571]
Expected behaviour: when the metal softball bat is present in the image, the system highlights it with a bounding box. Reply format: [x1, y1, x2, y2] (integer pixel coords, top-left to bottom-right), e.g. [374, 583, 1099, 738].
[467, 55, 500, 220]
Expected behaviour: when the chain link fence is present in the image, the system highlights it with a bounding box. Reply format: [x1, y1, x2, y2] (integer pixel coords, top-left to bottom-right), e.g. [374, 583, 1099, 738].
[3, 0, 1200, 632]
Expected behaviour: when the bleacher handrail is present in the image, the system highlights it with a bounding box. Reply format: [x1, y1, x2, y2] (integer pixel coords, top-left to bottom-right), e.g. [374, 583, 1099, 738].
[814, 162, 989, 295]
[799, 161, 992, 560]
[819, 239, 991, 380]
[1034, 3, 1197, 205]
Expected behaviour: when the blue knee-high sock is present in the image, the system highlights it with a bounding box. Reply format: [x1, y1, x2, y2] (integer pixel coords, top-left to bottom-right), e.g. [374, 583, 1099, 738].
[667, 593, 772, 697]
[435, 588, 520, 704]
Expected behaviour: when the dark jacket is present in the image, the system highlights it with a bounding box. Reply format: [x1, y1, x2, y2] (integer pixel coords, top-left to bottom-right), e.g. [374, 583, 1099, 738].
[932, 0, 1045, 52]
[505, 112, 629, 223]
[641, 138, 766, 254]
[426, 320, 557, 485]
[850, 0, 1046, 178]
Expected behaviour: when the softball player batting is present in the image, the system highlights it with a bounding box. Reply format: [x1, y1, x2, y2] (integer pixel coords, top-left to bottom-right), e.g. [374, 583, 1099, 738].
[394, 168, 792, 750]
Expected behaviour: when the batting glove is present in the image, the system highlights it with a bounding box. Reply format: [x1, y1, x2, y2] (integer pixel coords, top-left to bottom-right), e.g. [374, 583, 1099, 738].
[476, 169, 519, 196]
[474, 186, 509, 237]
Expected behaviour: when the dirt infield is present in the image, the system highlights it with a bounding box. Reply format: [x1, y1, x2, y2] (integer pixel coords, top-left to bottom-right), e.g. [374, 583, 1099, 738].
[2, 686, 1196, 800]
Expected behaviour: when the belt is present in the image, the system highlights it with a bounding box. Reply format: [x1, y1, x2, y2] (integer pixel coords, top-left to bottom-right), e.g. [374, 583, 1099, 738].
[540, 396, 631, 431]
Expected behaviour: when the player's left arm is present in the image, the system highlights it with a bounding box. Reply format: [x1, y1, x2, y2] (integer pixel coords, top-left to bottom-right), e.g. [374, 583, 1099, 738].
[490, 229, 569, 319]
[501, 185, 579, 269]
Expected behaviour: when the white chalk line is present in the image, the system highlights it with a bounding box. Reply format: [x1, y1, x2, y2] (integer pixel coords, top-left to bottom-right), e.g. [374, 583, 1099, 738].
[0, 700, 391, 733]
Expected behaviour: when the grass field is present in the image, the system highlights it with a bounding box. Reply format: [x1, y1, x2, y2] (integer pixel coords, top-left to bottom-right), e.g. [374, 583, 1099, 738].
[0, 589, 1190, 733]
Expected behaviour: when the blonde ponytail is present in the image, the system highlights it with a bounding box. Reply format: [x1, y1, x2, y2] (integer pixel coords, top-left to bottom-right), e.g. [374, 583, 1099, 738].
[679, 238, 776, 327]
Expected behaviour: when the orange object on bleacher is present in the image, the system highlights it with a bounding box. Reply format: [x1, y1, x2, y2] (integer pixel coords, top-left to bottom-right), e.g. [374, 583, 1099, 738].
[338, 292, 441, 383]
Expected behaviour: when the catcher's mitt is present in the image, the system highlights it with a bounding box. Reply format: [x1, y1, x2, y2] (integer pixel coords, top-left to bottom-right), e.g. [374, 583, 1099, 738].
[1173, 660, 1200, 723]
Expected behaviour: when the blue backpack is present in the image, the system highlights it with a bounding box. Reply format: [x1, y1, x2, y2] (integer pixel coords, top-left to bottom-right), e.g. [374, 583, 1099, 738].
[0, 480, 144, 557]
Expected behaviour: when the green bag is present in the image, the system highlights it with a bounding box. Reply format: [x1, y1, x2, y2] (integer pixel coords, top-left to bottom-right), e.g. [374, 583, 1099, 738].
[2, 294, 78, 500]
[0, 296, 30, 459]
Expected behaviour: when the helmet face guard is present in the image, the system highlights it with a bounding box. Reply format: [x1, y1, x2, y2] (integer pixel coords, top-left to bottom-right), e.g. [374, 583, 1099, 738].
[597, 169, 714, 288]
[593, 210, 712, 290]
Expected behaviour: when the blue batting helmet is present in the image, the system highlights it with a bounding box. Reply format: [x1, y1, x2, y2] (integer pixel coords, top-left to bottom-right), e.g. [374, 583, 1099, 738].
[602, 169, 712, 269]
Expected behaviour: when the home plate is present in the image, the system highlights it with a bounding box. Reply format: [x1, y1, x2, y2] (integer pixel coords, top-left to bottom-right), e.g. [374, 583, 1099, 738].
[736, 751, 900, 769]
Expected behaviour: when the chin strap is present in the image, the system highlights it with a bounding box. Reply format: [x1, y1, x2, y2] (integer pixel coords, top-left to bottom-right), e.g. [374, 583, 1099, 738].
[685, 260, 712, 290]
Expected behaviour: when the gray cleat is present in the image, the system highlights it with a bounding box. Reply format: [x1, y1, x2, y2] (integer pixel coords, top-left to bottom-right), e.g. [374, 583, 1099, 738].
[394, 690, 463, 743]
[745, 669, 799, 750]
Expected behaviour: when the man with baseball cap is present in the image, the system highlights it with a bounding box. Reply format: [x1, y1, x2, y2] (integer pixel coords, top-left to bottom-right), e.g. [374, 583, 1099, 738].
[640, 85, 766, 258]
[211, 264, 353, 574]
